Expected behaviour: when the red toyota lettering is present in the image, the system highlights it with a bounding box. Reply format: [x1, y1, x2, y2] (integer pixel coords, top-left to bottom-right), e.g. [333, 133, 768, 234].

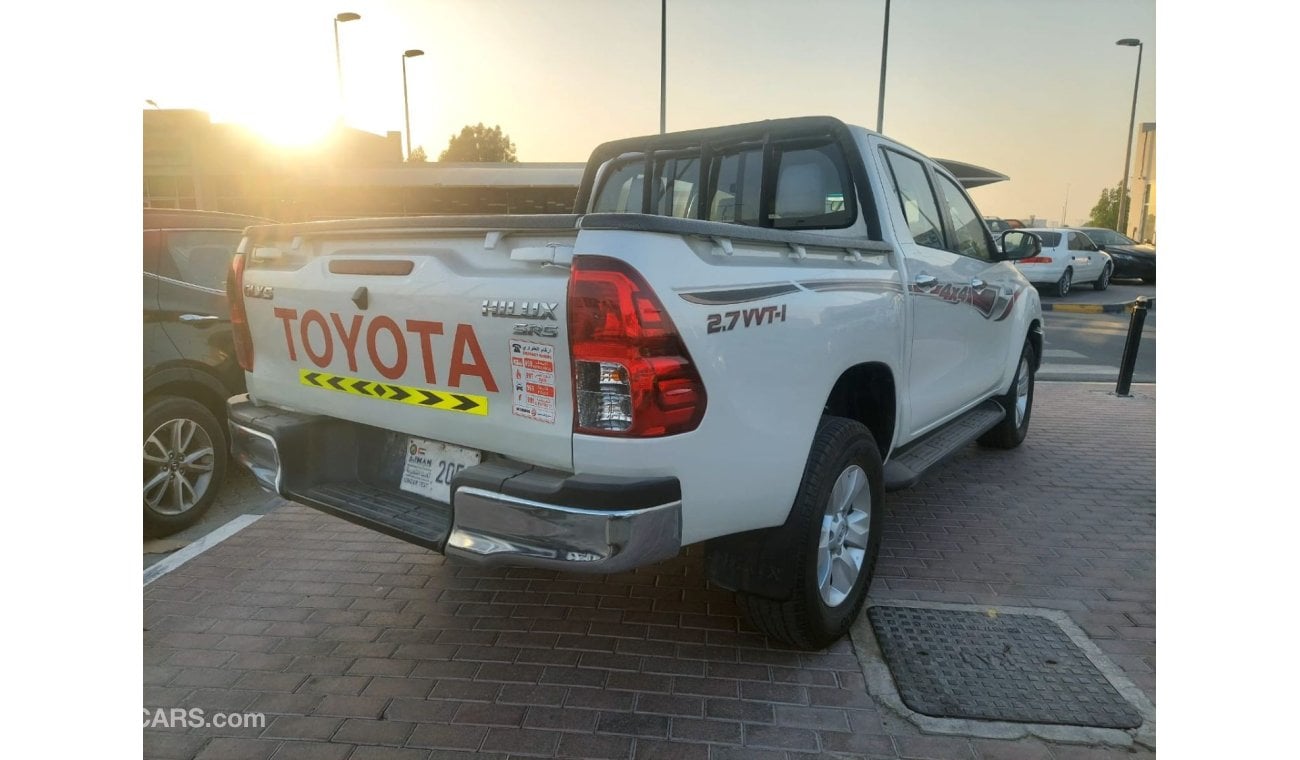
[366, 316, 408, 380]
[406, 320, 444, 383]
[300, 309, 333, 367]
[448, 323, 499, 392]
[330, 313, 364, 372]
[273, 307, 298, 360]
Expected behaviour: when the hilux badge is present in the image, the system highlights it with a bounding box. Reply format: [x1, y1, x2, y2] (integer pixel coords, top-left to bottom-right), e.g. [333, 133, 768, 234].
[482, 300, 558, 320]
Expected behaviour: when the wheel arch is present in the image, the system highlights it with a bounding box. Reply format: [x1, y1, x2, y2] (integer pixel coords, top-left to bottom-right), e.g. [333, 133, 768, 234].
[822, 361, 897, 461]
[144, 366, 233, 427]
[1027, 319, 1043, 371]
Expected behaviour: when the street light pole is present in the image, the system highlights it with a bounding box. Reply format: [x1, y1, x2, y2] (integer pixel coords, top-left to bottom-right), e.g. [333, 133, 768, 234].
[659, 0, 666, 134]
[1115, 38, 1143, 234]
[402, 49, 425, 161]
[876, 0, 891, 133]
[333, 12, 361, 124]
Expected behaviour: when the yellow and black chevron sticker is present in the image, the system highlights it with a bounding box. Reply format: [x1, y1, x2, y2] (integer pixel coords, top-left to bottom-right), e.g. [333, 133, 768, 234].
[299, 369, 488, 416]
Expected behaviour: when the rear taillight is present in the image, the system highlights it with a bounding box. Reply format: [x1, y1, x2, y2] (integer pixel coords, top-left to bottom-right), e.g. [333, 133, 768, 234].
[568, 256, 706, 437]
[226, 253, 254, 371]
[1019, 257, 1053, 264]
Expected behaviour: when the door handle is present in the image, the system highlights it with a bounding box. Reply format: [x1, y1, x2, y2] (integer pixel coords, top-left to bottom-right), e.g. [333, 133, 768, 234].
[913, 274, 938, 288]
[970, 278, 986, 289]
[178, 314, 220, 323]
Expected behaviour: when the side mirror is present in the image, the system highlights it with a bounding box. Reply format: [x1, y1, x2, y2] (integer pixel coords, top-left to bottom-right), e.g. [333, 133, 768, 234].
[999, 230, 1042, 261]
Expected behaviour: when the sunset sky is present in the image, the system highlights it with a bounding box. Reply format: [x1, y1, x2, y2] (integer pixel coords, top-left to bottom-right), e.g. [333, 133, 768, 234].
[143, 0, 1155, 223]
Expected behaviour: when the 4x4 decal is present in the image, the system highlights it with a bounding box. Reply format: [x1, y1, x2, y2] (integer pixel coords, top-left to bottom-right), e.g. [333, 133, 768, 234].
[909, 279, 1022, 321]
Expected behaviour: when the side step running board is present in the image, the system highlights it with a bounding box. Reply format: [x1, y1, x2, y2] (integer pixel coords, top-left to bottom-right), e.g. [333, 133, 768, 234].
[883, 400, 1006, 491]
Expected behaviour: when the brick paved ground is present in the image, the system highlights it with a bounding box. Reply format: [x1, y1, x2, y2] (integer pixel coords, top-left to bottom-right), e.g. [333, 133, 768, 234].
[144, 382, 1155, 759]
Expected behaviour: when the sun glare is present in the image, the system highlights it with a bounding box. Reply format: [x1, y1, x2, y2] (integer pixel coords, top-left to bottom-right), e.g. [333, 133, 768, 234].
[208, 86, 340, 151]
[248, 112, 336, 149]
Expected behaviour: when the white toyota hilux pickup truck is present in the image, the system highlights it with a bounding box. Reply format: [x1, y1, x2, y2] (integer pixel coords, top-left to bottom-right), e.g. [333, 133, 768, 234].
[226, 116, 1044, 648]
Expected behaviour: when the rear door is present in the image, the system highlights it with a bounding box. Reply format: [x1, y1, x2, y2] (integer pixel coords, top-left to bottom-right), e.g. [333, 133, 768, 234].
[155, 227, 246, 394]
[240, 221, 579, 470]
[1067, 231, 1103, 280]
[879, 146, 997, 435]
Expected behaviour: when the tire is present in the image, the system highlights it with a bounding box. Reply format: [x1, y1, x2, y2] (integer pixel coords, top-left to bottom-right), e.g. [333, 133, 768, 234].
[978, 339, 1036, 449]
[736, 416, 884, 649]
[144, 395, 227, 537]
[1053, 267, 1072, 298]
[1093, 262, 1112, 291]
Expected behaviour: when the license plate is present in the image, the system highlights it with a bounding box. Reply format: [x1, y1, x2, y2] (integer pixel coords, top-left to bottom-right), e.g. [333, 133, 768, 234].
[398, 437, 481, 504]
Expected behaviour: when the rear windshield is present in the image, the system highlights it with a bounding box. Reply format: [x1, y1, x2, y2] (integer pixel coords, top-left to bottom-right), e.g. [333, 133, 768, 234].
[1033, 232, 1062, 247]
[592, 137, 856, 231]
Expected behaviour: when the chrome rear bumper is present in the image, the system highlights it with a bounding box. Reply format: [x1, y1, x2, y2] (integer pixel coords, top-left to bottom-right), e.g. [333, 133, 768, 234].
[446, 487, 680, 572]
[227, 395, 681, 573]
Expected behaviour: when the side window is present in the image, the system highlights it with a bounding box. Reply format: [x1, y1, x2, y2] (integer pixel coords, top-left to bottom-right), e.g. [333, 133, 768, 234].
[593, 159, 648, 213]
[770, 142, 853, 229]
[935, 173, 993, 261]
[651, 156, 700, 218]
[707, 148, 762, 226]
[159, 230, 243, 291]
[883, 150, 945, 249]
[1068, 232, 1082, 251]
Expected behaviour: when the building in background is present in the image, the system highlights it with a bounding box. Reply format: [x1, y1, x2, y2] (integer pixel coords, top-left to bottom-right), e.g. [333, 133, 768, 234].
[1128, 122, 1156, 244]
[143, 110, 582, 221]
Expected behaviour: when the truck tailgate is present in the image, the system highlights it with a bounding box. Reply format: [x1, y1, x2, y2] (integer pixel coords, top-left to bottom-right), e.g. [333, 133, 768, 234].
[238, 216, 578, 471]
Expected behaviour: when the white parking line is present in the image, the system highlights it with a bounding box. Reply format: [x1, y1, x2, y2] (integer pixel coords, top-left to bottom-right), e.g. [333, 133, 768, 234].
[143, 514, 263, 587]
[1041, 349, 1088, 359]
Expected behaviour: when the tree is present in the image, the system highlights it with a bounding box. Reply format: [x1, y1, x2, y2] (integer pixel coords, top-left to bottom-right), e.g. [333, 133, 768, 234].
[1086, 184, 1132, 230]
[406, 145, 428, 163]
[437, 123, 518, 163]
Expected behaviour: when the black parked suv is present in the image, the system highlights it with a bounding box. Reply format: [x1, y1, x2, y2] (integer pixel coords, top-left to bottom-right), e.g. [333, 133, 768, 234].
[144, 209, 269, 536]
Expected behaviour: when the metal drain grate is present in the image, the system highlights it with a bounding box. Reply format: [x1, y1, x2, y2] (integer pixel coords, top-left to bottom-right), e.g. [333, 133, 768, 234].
[867, 605, 1142, 729]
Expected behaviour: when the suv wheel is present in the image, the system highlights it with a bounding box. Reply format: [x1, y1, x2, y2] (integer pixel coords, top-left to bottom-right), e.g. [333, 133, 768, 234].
[144, 396, 226, 537]
[736, 416, 884, 649]
[978, 339, 1036, 449]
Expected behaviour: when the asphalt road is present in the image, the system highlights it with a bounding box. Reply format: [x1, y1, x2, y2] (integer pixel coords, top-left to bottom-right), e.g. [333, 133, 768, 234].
[1036, 280, 1156, 384]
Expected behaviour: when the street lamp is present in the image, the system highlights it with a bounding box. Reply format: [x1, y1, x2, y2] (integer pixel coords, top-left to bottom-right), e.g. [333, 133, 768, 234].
[659, 0, 666, 134]
[1115, 38, 1143, 234]
[334, 12, 361, 123]
[876, 0, 891, 133]
[402, 49, 425, 160]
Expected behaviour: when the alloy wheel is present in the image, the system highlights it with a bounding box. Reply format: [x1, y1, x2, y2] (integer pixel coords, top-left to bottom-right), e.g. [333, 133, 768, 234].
[816, 464, 873, 607]
[144, 418, 216, 515]
[1014, 356, 1031, 427]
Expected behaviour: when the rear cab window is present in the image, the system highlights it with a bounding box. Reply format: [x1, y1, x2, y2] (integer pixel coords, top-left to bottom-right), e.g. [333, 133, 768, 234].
[591, 134, 857, 232]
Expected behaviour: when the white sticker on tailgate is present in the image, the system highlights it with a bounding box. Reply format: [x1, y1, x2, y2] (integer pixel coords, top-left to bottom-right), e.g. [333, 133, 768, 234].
[399, 438, 481, 504]
[509, 339, 557, 424]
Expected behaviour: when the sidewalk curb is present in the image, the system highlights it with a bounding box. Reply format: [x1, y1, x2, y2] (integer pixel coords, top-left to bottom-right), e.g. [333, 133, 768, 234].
[1042, 297, 1155, 314]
